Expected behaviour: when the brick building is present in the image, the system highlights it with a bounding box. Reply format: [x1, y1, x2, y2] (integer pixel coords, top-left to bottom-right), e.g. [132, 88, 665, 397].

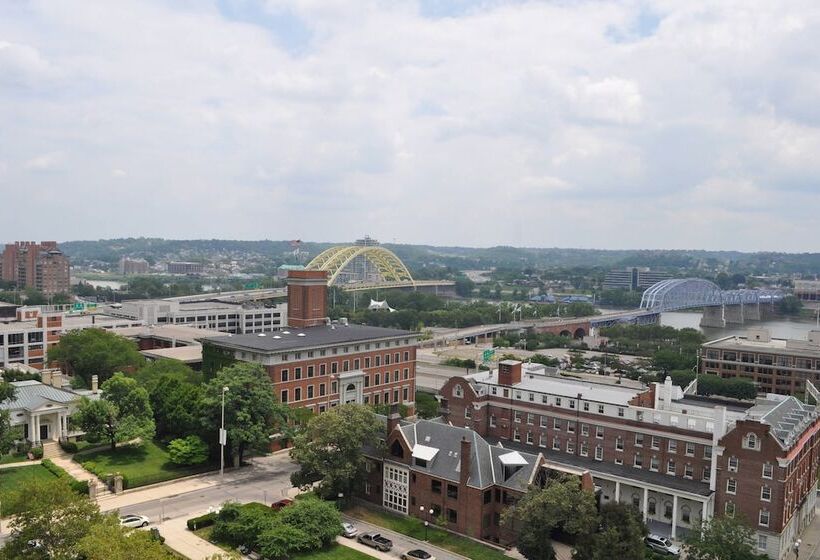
[437, 360, 819, 559]
[360, 409, 595, 544]
[1, 241, 70, 296]
[702, 328, 820, 395]
[203, 270, 419, 415]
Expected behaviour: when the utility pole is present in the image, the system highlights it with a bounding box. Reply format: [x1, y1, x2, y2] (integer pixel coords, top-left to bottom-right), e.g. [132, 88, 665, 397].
[220, 386, 229, 479]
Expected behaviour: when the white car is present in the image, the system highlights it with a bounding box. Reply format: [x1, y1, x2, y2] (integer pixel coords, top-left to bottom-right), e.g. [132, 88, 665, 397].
[645, 534, 680, 556]
[341, 522, 359, 538]
[120, 514, 150, 528]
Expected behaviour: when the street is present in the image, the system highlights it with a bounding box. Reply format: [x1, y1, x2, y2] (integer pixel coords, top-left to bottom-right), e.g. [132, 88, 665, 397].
[342, 514, 468, 560]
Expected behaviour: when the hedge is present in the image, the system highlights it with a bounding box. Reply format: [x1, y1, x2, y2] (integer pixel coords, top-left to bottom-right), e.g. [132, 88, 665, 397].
[187, 512, 217, 531]
[59, 440, 79, 453]
[41, 459, 90, 495]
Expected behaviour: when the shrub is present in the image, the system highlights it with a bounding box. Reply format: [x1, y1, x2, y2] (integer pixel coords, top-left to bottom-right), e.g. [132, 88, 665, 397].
[41, 459, 89, 495]
[168, 435, 209, 466]
[31, 446, 43, 459]
[60, 440, 79, 453]
[187, 512, 217, 531]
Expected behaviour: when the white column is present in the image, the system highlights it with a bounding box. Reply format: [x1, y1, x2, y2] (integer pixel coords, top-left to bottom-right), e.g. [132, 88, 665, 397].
[643, 487, 649, 522]
[614, 481, 621, 503]
[33, 415, 40, 444]
[671, 494, 679, 539]
[701, 499, 708, 526]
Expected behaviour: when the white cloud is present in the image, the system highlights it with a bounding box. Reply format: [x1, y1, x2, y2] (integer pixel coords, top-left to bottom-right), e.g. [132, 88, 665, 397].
[0, 0, 819, 250]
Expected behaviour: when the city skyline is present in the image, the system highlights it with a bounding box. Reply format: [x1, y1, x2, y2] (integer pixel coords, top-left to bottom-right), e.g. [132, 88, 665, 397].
[2, 1, 819, 251]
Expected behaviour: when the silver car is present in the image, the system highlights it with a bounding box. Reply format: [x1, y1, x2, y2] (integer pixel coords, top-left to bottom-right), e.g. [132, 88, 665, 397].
[120, 514, 150, 528]
[645, 534, 681, 556]
[342, 522, 359, 538]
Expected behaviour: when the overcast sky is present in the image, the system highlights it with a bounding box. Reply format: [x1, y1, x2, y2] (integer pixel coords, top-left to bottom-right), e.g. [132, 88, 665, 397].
[1, 1, 819, 251]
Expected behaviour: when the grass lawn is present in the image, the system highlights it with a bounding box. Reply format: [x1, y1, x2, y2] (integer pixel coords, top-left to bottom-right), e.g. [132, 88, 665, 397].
[76, 439, 216, 489]
[346, 505, 508, 560]
[0, 464, 60, 515]
[0, 452, 31, 465]
[295, 544, 376, 559]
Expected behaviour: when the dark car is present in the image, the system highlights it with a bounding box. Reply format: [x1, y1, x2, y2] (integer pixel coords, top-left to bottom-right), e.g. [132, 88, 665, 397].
[270, 498, 294, 511]
[402, 549, 435, 560]
[357, 531, 394, 552]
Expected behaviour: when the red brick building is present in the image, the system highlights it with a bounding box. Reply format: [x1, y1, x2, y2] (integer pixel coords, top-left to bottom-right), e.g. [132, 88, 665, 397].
[437, 360, 819, 559]
[1, 241, 70, 296]
[203, 271, 419, 415]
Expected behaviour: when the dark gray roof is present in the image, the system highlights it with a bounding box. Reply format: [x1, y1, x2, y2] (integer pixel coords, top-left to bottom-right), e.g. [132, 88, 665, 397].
[207, 324, 414, 353]
[488, 437, 712, 497]
[747, 396, 818, 449]
[397, 420, 541, 490]
[0, 380, 87, 412]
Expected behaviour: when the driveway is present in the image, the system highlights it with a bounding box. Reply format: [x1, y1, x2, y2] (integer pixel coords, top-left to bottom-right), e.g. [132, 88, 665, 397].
[342, 514, 470, 560]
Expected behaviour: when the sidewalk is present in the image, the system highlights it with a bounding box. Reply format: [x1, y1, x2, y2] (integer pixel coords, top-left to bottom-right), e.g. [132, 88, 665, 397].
[336, 537, 389, 559]
[797, 506, 820, 559]
[0, 459, 41, 470]
[159, 514, 231, 560]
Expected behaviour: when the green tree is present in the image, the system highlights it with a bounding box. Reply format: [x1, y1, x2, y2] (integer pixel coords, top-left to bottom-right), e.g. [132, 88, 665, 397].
[49, 329, 144, 386]
[135, 358, 201, 389]
[201, 363, 288, 465]
[290, 404, 384, 498]
[146, 374, 205, 440]
[0, 477, 104, 560]
[74, 373, 155, 450]
[257, 523, 315, 559]
[168, 435, 209, 465]
[684, 516, 768, 560]
[75, 515, 170, 560]
[778, 294, 803, 316]
[278, 495, 342, 547]
[573, 503, 647, 560]
[501, 478, 598, 560]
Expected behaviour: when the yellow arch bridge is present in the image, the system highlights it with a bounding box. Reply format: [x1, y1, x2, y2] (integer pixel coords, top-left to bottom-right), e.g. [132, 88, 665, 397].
[305, 245, 454, 292]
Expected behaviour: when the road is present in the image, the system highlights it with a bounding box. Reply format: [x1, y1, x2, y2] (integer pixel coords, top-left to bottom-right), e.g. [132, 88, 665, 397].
[343, 514, 468, 560]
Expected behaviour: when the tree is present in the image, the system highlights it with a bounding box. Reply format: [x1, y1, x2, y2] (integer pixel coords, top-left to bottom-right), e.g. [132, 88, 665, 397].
[201, 363, 288, 465]
[75, 515, 170, 560]
[0, 477, 104, 560]
[146, 374, 205, 440]
[168, 435, 209, 465]
[684, 516, 769, 560]
[573, 503, 647, 560]
[49, 329, 144, 386]
[290, 404, 384, 498]
[135, 358, 201, 389]
[501, 477, 598, 560]
[278, 495, 342, 547]
[74, 373, 155, 450]
[778, 294, 803, 316]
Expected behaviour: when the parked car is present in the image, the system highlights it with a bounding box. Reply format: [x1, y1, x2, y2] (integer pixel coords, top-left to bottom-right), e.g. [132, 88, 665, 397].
[270, 498, 294, 511]
[402, 549, 435, 560]
[645, 534, 681, 556]
[238, 544, 262, 560]
[357, 532, 393, 552]
[341, 522, 359, 538]
[120, 514, 150, 528]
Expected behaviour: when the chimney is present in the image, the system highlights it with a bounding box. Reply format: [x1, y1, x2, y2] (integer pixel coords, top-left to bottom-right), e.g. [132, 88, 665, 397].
[498, 360, 522, 386]
[460, 436, 471, 486]
[387, 403, 401, 436]
[663, 376, 673, 409]
[91, 375, 99, 394]
[52, 372, 63, 389]
[287, 270, 328, 329]
[41, 370, 52, 386]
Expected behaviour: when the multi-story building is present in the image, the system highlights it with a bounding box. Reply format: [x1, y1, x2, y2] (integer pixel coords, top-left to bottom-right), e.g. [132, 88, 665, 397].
[0, 307, 142, 370]
[793, 280, 820, 309]
[438, 360, 819, 559]
[166, 261, 204, 275]
[602, 267, 671, 292]
[119, 257, 150, 275]
[203, 270, 419, 415]
[360, 409, 596, 544]
[112, 299, 286, 334]
[1, 241, 70, 296]
[702, 329, 820, 395]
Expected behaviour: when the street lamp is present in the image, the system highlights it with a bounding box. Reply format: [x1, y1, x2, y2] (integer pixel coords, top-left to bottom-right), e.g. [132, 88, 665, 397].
[420, 506, 434, 540]
[220, 386, 229, 480]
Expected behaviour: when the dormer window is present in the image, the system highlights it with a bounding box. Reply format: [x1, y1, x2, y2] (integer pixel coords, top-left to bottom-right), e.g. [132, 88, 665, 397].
[390, 440, 405, 458]
[743, 433, 760, 451]
[453, 384, 463, 398]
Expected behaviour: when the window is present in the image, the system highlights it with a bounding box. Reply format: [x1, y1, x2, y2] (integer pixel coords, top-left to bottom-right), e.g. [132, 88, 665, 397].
[280, 390, 288, 403]
[447, 484, 458, 499]
[514, 411, 522, 423]
[598, 404, 605, 414]
[648, 498, 656, 515]
[667, 459, 676, 475]
[681, 506, 691, 524]
[634, 453, 643, 468]
[447, 509, 457, 524]
[744, 433, 759, 450]
[431, 480, 441, 494]
[464, 407, 472, 419]
[580, 441, 588, 456]
[382, 465, 408, 514]
[728, 456, 738, 472]
[596, 426, 604, 439]
[762, 463, 773, 479]
[484, 490, 492, 504]
[758, 535, 768, 551]
[566, 440, 575, 453]
[650, 456, 659, 471]
[526, 432, 534, 444]
[702, 466, 710, 481]
[540, 416, 548, 428]
[569, 399, 576, 409]
[595, 445, 603, 461]
[759, 510, 769, 527]
[664, 502, 673, 519]
[567, 422, 575, 434]
[513, 429, 520, 442]
[685, 442, 695, 456]
[354, 359, 360, 369]
[615, 437, 623, 451]
[635, 433, 644, 447]
[294, 388, 301, 401]
[583, 402, 589, 411]
[385, 371, 390, 383]
[684, 464, 693, 479]
[307, 365, 314, 378]
[726, 478, 737, 494]
[617, 407, 624, 417]
[581, 424, 589, 436]
[725, 502, 735, 517]
[307, 386, 314, 399]
[320, 363, 327, 375]
[704, 445, 712, 459]
[761, 485, 771, 501]
[295, 367, 302, 379]
[552, 437, 560, 450]
[539, 434, 546, 448]
[615, 457, 623, 465]
[668, 440, 677, 454]
[281, 369, 289, 382]
[651, 436, 660, 450]
[453, 384, 464, 398]
[364, 357, 371, 368]
[553, 418, 561, 431]
[332, 362, 338, 374]
[527, 413, 534, 425]
[555, 397, 562, 407]
[490, 415, 497, 428]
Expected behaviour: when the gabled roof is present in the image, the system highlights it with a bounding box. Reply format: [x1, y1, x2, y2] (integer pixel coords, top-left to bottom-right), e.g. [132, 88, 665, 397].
[746, 396, 818, 449]
[0, 380, 89, 412]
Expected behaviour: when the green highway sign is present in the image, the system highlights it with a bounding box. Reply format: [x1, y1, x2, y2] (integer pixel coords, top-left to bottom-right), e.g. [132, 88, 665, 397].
[482, 348, 495, 362]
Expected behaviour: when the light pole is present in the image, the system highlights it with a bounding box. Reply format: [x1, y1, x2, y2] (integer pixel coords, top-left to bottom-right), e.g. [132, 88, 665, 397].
[220, 386, 229, 480]
[420, 506, 433, 540]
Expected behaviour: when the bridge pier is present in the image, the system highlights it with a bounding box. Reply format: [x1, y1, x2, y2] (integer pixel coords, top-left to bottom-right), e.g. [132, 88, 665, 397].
[744, 302, 761, 321]
[700, 306, 725, 328]
[723, 304, 745, 325]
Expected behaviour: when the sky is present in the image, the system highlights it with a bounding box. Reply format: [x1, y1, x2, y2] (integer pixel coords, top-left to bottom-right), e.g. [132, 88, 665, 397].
[1, 0, 819, 251]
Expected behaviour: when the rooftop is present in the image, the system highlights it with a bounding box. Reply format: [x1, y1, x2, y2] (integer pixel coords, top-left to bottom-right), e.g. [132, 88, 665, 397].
[141, 345, 203, 363]
[704, 333, 820, 358]
[0, 380, 94, 412]
[747, 395, 818, 449]
[115, 325, 225, 344]
[208, 324, 415, 353]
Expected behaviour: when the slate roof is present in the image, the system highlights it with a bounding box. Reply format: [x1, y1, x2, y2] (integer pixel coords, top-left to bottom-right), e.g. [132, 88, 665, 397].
[208, 324, 414, 353]
[0, 380, 88, 412]
[397, 419, 541, 491]
[747, 396, 818, 449]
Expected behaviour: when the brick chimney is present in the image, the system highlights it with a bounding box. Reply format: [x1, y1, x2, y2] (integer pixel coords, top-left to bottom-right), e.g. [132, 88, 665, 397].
[91, 375, 99, 394]
[287, 270, 328, 328]
[460, 436, 471, 486]
[498, 360, 522, 386]
[387, 403, 401, 436]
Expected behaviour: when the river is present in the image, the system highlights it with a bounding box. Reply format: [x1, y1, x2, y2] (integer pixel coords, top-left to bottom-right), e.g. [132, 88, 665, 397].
[660, 310, 820, 341]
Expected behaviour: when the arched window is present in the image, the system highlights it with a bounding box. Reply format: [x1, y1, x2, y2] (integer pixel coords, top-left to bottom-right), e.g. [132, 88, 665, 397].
[390, 440, 404, 458]
[744, 433, 759, 450]
[664, 501, 673, 519]
[681, 506, 691, 524]
[453, 384, 464, 398]
[631, 494, 640, 509]
[346, 383, 356, 392]
[648, 498, 656, 515]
